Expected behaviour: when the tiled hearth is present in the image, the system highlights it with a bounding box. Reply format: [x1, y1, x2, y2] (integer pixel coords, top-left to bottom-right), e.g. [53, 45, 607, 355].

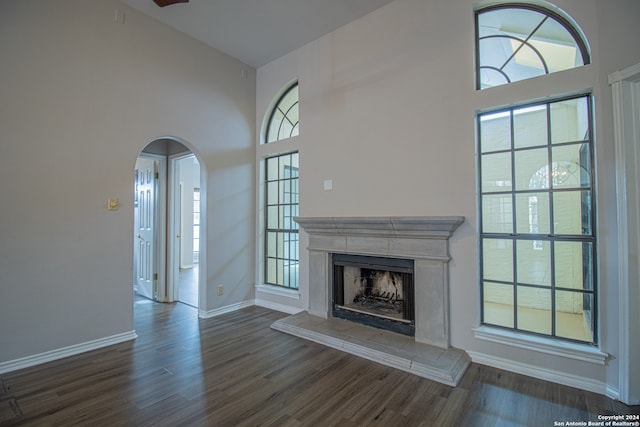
[271, 216, 471, 386]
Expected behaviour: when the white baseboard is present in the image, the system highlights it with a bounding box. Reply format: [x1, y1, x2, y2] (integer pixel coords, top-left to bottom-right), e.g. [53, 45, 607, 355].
[605, 385, 621, 401]
[467, 350, 612, 397]
[198, 300, 255, 318]
[255, 284, 300, 300]
[0, 331, 138, 374]
[255, 299, 304, 315]
[198, 299, 303, 318]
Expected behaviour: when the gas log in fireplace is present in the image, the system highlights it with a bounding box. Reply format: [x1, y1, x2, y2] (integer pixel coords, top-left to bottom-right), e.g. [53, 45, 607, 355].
[332, 253, 415, 336]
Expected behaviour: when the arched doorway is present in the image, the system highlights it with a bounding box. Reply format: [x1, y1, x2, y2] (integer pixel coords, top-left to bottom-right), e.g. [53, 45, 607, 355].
[133, 137, 204, 311]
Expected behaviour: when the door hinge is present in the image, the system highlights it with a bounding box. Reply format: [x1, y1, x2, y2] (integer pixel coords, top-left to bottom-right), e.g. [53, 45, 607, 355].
[153, 273, 158, 280]
[155, 172, 159, 179]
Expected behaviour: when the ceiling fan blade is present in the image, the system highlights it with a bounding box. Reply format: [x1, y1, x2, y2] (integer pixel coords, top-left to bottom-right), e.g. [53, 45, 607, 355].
[153, 0, 189, 7]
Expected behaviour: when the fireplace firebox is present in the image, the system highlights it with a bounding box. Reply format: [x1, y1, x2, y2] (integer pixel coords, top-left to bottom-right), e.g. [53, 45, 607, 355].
[332, 253, 415, 336]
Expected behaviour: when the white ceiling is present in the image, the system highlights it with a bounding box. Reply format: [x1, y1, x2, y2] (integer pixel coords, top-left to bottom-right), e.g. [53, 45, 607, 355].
[120, 0, 396, 68]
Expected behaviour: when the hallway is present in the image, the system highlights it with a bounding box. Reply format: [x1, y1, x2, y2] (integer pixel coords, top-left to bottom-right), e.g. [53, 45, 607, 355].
[178, 264, 198, 308]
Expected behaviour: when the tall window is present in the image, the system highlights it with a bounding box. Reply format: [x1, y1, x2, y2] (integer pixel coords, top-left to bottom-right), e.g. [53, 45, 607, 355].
[476, 4, 590, 89]
[265, 152, 299, 288]
[266, 83, 299, 143]
[262, 82, 300, 289]
[193, 188, 200, 264]
[478, 94, 596, 344]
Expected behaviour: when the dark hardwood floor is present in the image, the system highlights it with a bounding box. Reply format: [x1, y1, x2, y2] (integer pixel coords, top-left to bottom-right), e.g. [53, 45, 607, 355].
[1, 297, 638, 426]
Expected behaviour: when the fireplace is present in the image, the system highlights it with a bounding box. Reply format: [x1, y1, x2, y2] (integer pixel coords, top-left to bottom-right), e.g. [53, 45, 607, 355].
[293, 216, 464, 348]
[332, 254, 415, 336]
[271, 216, 471, 386]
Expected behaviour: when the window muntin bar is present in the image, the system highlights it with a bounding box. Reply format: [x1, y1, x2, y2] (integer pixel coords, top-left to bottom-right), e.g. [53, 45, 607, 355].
[476, 5, 590, 90]
[266, 83, 299, 143]
[265, 151, 299, 289]
[478, 94, 596, 344]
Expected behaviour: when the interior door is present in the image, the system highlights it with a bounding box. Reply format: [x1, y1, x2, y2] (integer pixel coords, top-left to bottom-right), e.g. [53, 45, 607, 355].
[134, 157, 157, 300]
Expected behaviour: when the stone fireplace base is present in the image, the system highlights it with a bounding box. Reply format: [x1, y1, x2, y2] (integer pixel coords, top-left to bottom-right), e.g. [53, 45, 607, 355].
[271, 312, 470, 386]
[272, 216, 470, 386]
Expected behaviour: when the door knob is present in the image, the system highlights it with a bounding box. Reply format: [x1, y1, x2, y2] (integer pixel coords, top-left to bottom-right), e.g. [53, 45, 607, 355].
[136, 234, 142, 239]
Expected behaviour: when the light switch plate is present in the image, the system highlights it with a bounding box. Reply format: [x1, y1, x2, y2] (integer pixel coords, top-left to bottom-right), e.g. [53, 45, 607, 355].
[108, 197, 119, 211]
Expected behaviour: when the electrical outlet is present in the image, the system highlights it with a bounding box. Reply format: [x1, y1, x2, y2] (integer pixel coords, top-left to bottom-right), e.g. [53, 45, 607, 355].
[217, 284, 224, 296]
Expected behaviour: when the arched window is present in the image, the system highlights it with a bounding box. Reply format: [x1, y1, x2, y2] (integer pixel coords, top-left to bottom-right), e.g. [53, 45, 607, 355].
[265, 83, 299, 142]
[262, 82, 300, 289]
[476, 4, 590, 89]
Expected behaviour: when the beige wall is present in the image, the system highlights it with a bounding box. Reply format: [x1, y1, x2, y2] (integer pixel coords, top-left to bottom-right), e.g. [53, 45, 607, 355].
[0, 0, 256, 362]
[256, 0, 640, 393]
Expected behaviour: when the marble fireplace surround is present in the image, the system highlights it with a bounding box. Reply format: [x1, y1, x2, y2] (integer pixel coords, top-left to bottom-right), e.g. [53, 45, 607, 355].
[271, 216, 471, 386]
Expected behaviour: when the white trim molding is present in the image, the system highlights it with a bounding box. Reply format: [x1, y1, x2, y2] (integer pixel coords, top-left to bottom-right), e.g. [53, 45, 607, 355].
[199, 298, 303, 318]
[254, 285, 303, 314]
[609, 62, 640, 405]
[255, 284, 301, 300]
[198, 300, 255, 319]
[473, 326, 608, 365]
[0, 331, 137, 374]
[255, 299, 304, 315]
[468, 350, 612, 398]
[609, 62, 640, 84]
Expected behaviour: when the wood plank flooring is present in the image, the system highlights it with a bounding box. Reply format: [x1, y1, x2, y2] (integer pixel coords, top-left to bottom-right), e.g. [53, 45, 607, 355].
[1, 297, 638, 426]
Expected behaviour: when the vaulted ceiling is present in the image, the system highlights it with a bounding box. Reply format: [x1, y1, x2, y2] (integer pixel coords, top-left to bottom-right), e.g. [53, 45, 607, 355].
[120, 0, 396, 68]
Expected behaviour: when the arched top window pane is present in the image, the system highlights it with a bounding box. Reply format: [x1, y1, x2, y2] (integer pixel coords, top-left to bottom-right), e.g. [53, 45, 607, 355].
[476, 4, 590, 90]
[266, 83, 299, 143]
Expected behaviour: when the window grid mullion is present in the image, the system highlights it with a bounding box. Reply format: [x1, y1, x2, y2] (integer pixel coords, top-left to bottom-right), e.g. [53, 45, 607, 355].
[477, 114, 486, 325]
[510, 110, 518, 331]
[546, 102, 557, 338]
[587, 98, 598, 344]
[475, 5, 591, 90]
[264, 151, 299, 289]
[479, 95, 596, 344]
[497, 16, 549, 73]
[266, 83, 299, 143]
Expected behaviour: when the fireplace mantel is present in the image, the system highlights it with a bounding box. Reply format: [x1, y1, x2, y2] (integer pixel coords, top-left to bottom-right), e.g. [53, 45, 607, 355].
[295, 215, 464, 349]
[294, 216, 465, 239]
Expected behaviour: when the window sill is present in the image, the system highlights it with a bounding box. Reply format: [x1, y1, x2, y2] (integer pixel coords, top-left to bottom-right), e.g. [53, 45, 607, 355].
[255, 284, 300, 299]
[473, 326, 609, 365]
